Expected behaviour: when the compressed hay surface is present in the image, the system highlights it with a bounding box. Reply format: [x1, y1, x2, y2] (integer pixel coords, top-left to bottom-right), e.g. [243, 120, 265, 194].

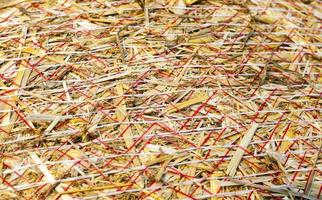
[0, 0, 321, 199]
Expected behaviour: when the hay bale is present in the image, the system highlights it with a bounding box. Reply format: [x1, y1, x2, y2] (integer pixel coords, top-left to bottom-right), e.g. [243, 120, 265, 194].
[0, 0, 321, 199]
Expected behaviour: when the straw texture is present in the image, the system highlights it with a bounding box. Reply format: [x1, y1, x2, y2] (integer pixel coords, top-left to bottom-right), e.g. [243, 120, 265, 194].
[0, 0, 321, 199]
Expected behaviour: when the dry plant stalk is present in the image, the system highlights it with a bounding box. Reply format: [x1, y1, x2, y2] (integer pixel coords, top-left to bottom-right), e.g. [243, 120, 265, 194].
[226, 123, 259, 176]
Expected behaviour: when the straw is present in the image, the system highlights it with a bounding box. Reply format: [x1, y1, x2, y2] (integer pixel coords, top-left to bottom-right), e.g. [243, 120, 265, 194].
[0, 0, 321, 199]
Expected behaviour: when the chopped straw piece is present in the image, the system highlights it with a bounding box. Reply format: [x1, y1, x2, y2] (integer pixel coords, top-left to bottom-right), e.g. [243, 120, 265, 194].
[226, 123, 259, 176]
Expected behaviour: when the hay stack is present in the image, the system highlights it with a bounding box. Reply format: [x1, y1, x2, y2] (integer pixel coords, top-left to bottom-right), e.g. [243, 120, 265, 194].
[0, 0, 321, 199]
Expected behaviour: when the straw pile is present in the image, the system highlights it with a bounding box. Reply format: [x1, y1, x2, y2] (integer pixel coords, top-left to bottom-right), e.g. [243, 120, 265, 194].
[0, 0, 321, 199]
